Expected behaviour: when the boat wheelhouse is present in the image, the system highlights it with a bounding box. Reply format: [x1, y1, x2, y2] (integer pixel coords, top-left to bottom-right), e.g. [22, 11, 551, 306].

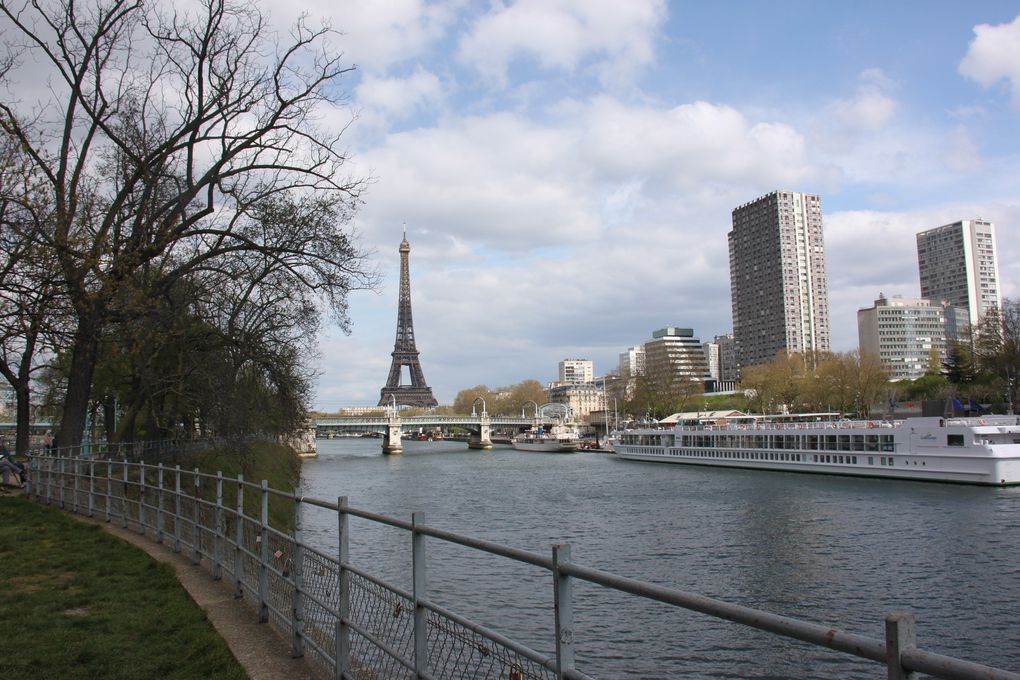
[614, 415, 1020, 486]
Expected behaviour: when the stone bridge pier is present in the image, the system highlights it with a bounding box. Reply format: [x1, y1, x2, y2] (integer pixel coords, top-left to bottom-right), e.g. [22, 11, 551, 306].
[382, 415, 403, 455]
[467, 415, 492, 450]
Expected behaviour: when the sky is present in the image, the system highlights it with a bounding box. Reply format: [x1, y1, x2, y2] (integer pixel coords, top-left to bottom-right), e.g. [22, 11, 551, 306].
[262, 0, 1020, 410]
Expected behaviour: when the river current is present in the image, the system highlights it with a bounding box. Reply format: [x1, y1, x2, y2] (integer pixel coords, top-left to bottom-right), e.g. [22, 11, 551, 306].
[298, 437, 1020, 679]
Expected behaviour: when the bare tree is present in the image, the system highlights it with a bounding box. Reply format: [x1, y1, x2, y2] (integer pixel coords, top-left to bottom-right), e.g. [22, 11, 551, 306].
[0, 133, 69, 453]
[0, 0, 375, 446]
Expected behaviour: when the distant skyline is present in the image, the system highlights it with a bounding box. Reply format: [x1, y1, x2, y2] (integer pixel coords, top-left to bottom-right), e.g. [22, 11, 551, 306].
[264, 1, 1020, 409]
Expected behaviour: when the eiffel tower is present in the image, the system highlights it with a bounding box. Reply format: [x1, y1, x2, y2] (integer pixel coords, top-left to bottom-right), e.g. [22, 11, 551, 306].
[378, 226, 438, 408]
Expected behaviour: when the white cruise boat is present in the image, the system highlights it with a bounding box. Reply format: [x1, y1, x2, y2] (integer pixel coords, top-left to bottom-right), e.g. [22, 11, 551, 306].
[614, 415, 1020, 486]
[512, 423, 580, 453]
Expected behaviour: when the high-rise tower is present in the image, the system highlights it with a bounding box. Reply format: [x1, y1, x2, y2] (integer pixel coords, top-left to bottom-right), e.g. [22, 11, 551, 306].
[728, 190, 831, 371]
[916, 219, 1000, 329]
[378, 227, 438, 408]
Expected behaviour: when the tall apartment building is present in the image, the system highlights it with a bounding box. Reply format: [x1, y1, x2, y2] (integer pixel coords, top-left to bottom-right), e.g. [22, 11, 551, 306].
[857, 294, 960, 381]
[558, 358, 594, 384]
[729, 191, 831, 370]
[916, 219, 1001, 329]
[643, 327, 710, 384]
[618, 346, 645, 378]
[703, 334, 738, 382]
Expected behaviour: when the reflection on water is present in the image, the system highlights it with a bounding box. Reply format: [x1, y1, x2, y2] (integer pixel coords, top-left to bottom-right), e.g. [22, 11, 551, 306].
[299, 438, 1020, 679]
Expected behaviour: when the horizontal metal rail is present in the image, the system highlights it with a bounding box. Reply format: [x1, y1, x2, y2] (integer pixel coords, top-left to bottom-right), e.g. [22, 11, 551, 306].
[23, 450, 1020, 680]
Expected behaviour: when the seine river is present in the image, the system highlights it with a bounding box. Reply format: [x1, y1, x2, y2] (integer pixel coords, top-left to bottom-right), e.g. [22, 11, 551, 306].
[298, 437, 1020, 679]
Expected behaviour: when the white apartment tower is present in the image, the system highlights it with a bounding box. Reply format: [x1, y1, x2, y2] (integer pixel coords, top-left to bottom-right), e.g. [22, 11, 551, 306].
[729, 191, 831, 370]
[916, 219, 1001, 328]
[618, 346, 645, 378]
[558, 358, 594, 385]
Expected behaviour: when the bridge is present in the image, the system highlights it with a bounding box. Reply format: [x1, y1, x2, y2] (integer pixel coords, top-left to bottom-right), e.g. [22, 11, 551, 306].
[314, 413, 553, 454]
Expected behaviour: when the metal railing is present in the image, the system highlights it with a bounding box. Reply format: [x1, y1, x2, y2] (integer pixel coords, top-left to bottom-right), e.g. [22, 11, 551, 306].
[24, 449, 1020, 680]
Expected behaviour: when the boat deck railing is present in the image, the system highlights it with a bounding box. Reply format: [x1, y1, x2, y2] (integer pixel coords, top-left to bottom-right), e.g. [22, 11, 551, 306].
[22, 447, 1020, 680]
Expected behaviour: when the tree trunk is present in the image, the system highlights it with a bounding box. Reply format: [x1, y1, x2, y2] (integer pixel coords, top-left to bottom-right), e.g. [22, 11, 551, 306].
[59, 312, 101, 449]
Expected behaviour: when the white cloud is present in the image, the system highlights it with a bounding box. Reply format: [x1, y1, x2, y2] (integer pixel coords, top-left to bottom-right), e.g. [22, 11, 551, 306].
[959, 14, 1020, 108]
[827, 69, 899, 133]
[457, 0, 666, 87]
[355, 68, 445, 120]
[278, 0, 460, 72]
[943, 125, 983, 173]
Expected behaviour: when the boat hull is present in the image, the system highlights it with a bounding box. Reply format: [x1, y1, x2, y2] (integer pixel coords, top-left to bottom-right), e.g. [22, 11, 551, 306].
[512, 440, 579, 453]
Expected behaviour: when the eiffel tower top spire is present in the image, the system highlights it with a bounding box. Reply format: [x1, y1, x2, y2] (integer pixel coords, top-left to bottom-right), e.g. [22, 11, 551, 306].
[379, 227, 437, 408]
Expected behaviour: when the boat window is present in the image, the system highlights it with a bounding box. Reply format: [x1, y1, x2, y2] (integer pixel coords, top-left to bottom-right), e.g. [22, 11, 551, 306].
[868, 456, 874, 465]
[851, 435, 865, 451]
[865, 435, 879, 452]
[838, 435, 851, 451]
[947, 434, 965, 447]
[805, 435, 819, 449]
[851, 456, 857, 464]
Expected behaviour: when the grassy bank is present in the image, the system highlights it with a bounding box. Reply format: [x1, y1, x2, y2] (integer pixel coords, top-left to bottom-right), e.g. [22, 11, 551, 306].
[0, 495, 247, 680]
[183, 441, 304, 531]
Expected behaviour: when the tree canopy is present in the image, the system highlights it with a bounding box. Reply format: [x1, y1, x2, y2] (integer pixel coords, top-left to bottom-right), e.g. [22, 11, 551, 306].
[1, 0, 376, 446]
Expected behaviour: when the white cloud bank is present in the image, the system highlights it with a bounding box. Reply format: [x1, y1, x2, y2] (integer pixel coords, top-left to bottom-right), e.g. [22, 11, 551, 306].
[959, 14, 1020, 108]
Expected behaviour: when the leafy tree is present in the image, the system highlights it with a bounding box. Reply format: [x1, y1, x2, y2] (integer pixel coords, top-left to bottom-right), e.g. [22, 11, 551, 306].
[1, 0, 374, 446]
[974, 300, 1020, 410]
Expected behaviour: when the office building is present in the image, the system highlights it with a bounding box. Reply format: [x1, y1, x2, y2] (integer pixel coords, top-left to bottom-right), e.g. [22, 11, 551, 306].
[857, 294, 963, 381]
[643, 327, 710, 384]
[916, 219, 1001, 329]
[729, 190, 831, 370]
[558, 358, 594, 385]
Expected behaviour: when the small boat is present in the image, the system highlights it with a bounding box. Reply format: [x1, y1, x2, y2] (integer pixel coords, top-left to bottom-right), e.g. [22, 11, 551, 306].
[512, 423, 580, 453]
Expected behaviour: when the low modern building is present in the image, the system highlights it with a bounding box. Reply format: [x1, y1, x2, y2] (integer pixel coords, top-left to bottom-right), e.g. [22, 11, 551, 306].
[857, 294, 964, 381]
[643, 327, 710, 384]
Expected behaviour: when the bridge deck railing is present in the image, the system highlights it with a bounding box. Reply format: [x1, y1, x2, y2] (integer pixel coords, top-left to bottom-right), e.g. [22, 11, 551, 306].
[23, 449, 1020, 680]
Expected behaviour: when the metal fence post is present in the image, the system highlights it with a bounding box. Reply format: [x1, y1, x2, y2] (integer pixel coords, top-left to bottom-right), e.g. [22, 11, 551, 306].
[138, 462, 147, 535]
[552, 544, 575, 680]
[335, 496, 350, 680]
[192, 468, 201, 565]
[214, 472, 223, 581]
[71, 458, 79, 513]
[234, 474, 245, 599]
[88, 460, 95, 518]
[105, 461, 112, 523]
[174, 465, 182, 554]
[157, 464, 165, 544]
[258, 480, 269, 623]
[121, 460, 129, 528]
[885, 611, 917, 680]
[291, 487, 305, 658]
[58, 457, 65, 509]
[412, 512, 429, 678]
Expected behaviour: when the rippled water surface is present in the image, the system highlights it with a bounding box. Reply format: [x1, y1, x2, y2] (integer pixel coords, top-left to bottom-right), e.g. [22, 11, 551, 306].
[299, 438, 1020, 679]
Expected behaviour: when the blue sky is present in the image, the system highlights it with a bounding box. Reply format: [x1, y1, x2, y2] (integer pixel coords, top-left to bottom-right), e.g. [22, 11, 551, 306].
[268, 1, 1020, 409]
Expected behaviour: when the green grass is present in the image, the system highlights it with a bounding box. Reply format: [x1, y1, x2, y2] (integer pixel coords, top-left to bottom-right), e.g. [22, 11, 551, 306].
[0, 495, 248, 680]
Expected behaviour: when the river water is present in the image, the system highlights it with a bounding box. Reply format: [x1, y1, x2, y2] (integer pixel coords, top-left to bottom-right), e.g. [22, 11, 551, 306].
[298, 437, 1020, 679]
